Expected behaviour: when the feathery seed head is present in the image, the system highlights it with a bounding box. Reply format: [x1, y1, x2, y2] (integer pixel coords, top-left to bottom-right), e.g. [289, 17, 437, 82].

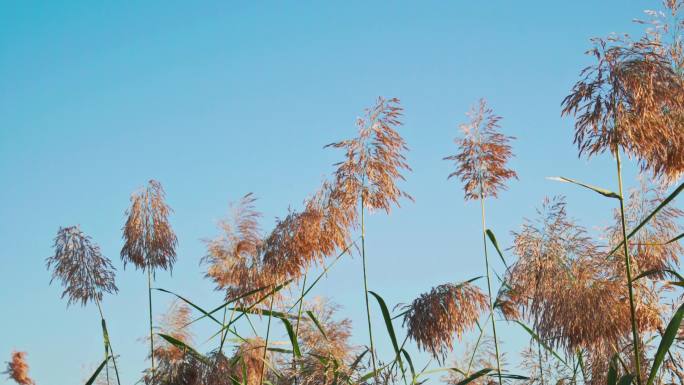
[4, 351, 34, 385]
[46, 225, 118, 307]
[121, 179, 178, 272]
[445, 98, 517, 201]
[403, 281, 488, 362]
[326, 97, 412, 213]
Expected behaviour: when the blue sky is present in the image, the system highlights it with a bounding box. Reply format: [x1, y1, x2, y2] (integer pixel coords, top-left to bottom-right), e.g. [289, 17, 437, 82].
[0, 1, 662, 383]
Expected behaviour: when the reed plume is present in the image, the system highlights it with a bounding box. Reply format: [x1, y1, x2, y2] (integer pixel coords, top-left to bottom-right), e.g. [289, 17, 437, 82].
[445, 98, 516, 384]
[326, 96, 412, 379]
[403, 281, 488, 362]
[444, 98, 517, 201]
[121, 179, 178, 380]
[46, 225, 120, 385]
[143, 301, 195, 385]
[280, 297, 355, 385]
[203, 193, 268, 307]
[4, 351, 35, 385]
[507, 197, 663, 357]
[47, 226, 117, 307]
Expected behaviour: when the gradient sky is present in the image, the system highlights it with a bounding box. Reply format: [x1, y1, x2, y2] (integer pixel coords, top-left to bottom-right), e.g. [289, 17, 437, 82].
[0, 1, 665, 383]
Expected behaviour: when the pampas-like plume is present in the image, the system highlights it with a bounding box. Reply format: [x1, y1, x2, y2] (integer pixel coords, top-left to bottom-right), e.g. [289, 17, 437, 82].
[444, 98, 517, 201]
[4, 351, 35, 385]
[561, 35, 684, 183]
[326, 97, 412, 212]
[121, 179, 178, 272]
[280, 297, 356, 385]
[155, 301, 194, 364]
[203, 193, 269, 307]
[46, 226, 118, 307]
[507, 197, 663, 352]
[444, 337, 507, 385]
[402, 281, 488, 362]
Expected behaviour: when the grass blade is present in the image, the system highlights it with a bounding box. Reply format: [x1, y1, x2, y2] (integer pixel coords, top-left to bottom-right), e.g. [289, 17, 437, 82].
[548, 176, 620, 199]
[84, 357, 110, 385]
[369, 291, 405, 375]
[158, 333, 209, 365]
[306, 310, 329, 341]
[485, 229, 509, 270]
[646, 302, 684, 385]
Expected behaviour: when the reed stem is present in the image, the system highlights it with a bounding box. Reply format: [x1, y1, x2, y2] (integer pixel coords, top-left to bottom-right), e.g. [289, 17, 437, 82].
[479, 187, 503, 385]
[361, 195, 378, 382]
[147, 268, 155, 381]
[259, 295, 276, 385]
[615, 149, 642, 385]
[293, 273, 308, 385]
[95, 290, 120, 385]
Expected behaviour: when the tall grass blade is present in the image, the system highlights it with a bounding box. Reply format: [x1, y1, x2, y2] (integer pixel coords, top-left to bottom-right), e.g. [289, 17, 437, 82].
[646, 302, 684, 385]
[548, 176, 620, 199]
[306, 310, 328, 341]
[157, 333, 209, 365]
[485, 230, 509, 269]
[369, 290, 405, 375]
[85, 357, 110, 385]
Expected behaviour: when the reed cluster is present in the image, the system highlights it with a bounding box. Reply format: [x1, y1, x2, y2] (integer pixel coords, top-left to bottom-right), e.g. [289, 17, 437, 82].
[6, 3, 684, 385]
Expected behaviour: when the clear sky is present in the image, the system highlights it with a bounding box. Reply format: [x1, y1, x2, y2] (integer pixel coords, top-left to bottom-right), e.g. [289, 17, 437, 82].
[0, 1, 662, 384]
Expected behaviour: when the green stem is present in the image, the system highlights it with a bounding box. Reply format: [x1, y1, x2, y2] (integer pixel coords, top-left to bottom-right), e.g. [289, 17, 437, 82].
[147, 268, 155, 380]
[293, 273, 308, 385]
[615, 150, 642, 385]
[480, 190, 503, 385]
[361, 195, 379, 382]
[259, 295, 276, 385]
[95, 298, 121, 385]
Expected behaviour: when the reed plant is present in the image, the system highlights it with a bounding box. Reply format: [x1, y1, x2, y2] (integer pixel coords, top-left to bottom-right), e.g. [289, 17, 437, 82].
[444, 98, 517, 385]
[121, 179, 178, 381]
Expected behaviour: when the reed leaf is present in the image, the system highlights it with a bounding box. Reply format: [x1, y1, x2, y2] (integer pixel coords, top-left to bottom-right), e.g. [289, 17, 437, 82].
[485, 229, 509, 269]
[646, 301, 684, 385]
[157, 333, 209, 365]
[548, 176, 620, 199]
[514, 320, 570, 368]
[84, 357, 109, 385]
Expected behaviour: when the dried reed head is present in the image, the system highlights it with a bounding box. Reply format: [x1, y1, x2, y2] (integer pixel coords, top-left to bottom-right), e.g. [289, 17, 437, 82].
[202, 193, 269, 306]
[291, 297, 355, 385]
[403, 281, 488, 361]
[229, 338, 269, 385]
[326, 97, 412, 213]
[121, 180, 178, 272]
[154, 300, 194, 364]
[444, 98, 517, 201]
[608, 177, 683, 276]
[508, 197, 663, 353]
[46, 226, 118, 307]
[261, 181, 355, 286]
[4, 351, 34, 385]
[518, 344, 572, 385]
[561, 33, 684, 183]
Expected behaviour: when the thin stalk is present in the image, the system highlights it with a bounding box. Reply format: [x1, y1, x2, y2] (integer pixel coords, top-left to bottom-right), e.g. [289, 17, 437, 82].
[467, 312, 493, 376]
[293, 273, 308, 385]
[361, 195, 379, 382]
[537, 338, 545, 385]
[95, 290, 120, 385]
[259, 295, 276, 385]
[219, 307, 236, 352]
[615, 149, 642, 385]
[479, 188, 503, 385]
[147, 268, 155, 381]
